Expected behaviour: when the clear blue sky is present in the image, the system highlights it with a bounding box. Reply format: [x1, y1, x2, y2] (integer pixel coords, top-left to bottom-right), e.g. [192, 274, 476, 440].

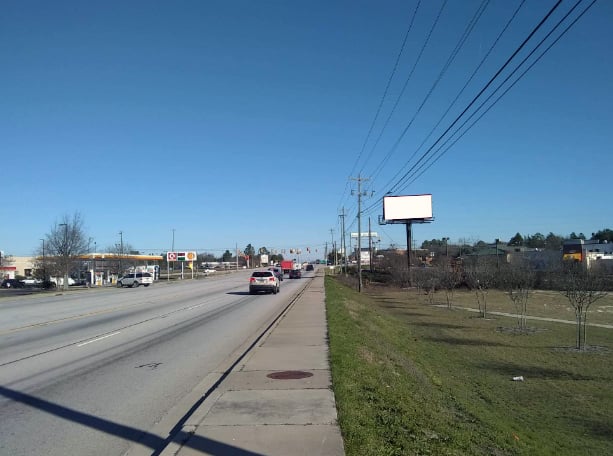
[2, 1, 611, 260]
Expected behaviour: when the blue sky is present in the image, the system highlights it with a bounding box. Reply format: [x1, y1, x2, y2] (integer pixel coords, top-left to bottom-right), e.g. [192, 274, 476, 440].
[1, 0, 611, 260]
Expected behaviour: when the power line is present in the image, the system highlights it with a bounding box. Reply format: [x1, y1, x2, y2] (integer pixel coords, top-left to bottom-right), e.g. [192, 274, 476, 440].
[394, 0, 526, 186]
[387, 0, 564, 196]
[396, 0, 597, 194]
[359, 0, 567, 217]
[359, 0, 449, 180]
[338, 2, 422, 212]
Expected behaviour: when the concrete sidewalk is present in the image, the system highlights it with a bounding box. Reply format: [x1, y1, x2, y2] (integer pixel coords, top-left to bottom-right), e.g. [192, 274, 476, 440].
[161, 273, 345, 456]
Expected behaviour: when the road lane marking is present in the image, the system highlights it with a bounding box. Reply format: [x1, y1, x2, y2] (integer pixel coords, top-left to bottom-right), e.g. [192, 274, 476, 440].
[77, 331, 121, 347]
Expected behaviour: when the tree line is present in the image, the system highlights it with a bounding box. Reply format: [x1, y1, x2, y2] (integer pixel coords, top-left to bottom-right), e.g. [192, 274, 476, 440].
[421, 228, 613, 253]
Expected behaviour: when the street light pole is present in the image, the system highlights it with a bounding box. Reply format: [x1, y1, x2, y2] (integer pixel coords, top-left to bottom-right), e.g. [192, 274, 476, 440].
[40, 239, 46, 282]
[93, 241, 97, 286]
[59, 223, 68, 290]
[116, 231, 124, 282]
[171, 229, 176, 279]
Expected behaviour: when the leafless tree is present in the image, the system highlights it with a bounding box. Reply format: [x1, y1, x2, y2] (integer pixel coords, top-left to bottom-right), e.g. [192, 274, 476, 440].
[381, 252, 411, 288]
[439, 260, 462, 309]
[43, 212, 89, 290]
[559, 262, 607, 350]
[423, 270, 440, 305]
[502, 259, 535, 331]
[464, 256, 496, 318]
[411, 268, 426, 297]
[105, 241, 136, 275]
[411, 266, 439, 303]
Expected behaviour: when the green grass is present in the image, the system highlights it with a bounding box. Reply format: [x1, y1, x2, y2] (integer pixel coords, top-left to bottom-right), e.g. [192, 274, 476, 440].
[325, 277, 613, 456]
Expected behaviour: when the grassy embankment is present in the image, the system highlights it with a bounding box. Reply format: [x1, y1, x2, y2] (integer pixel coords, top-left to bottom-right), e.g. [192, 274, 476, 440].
[325, 276, 613, 455]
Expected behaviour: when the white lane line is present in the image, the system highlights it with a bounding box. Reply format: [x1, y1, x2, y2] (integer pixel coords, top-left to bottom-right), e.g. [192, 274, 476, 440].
[77, 331, 121, 347]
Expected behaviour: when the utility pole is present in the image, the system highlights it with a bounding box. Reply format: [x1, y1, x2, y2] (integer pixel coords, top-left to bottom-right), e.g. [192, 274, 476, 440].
[324, 242, 328, 264]
[330, 228, 337, 266]
[351, 175, 369, 292]
[339, 208, 347, 276]
[368, 217, 373, 272]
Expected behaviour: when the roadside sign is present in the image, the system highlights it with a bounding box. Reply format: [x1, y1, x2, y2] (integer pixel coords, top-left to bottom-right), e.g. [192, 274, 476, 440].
[167, 251, 197, 262]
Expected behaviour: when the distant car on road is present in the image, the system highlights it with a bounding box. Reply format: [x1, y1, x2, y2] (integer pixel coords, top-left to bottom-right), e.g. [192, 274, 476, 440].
[249, 270, 280, 295]
[1, 279, 25, 288]
[289, 269, 302, 279]
[117, 272, 153, 288]
[268, 267, 284, 281]
[305, 264, 314, 272]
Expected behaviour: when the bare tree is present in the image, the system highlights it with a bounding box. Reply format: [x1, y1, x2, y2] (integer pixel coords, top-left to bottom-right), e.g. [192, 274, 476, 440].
[419, 268, 439, 305]
[44, 212, 89, 290]
[381, 252, 411, 288]
[559, 262, 607, 350]
[465, 256, 496, 318]
[502, 259, 535, 331]
[105, 241, 136, 275]
[439, 260, 461, 309]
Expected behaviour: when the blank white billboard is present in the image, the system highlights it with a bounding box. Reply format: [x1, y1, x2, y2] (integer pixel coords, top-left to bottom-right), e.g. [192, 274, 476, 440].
[383, 194, 433, 221]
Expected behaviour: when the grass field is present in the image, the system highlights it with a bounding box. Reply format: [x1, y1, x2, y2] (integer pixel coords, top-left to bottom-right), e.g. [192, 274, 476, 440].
[325, 276, 613, 455]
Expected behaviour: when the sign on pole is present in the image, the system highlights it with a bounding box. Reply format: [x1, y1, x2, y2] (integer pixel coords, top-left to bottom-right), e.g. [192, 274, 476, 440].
[167, 251, 197, 262]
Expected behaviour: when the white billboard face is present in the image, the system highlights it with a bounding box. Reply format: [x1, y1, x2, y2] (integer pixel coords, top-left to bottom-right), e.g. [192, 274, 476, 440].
[383, 194, 433, 221]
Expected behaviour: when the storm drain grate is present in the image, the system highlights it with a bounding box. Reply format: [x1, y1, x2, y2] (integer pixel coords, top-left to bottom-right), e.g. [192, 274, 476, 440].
[267, 370, 313, 380]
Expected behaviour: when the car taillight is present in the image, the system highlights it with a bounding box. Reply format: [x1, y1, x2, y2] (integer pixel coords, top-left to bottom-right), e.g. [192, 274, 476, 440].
[250, 277, 256, 282]
[269, 277, 275, 281]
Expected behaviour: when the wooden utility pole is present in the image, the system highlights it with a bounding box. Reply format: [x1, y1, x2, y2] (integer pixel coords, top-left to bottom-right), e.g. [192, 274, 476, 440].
[351, 175, 369, 292]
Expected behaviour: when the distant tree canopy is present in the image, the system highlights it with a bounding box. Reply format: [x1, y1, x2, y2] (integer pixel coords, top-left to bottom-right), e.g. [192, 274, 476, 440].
[592, 229, 613, 243]
[508, 233, 523, 246]
[422, 228, 612, 255]
[244, 244, 255, 258]
[421, 239, 447, 249]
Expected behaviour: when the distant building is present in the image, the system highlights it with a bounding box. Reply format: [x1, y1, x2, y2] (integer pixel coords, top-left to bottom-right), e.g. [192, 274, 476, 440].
[562, 239, 613, 269]
[1, 256, 36, 279]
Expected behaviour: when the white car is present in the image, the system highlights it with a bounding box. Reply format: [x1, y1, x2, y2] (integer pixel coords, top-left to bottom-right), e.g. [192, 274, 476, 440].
[117, 272, 153, 288]
[249, 270, 280, 295]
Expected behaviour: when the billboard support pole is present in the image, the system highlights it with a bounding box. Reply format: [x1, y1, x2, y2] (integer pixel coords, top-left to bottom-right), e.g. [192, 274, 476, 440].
[406, 221, 412, 287]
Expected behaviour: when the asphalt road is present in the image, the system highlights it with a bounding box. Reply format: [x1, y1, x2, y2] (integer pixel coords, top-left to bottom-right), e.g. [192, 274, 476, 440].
[0, 270, 311, 456]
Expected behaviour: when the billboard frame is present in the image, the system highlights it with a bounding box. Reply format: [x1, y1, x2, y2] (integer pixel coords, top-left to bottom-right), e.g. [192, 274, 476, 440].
[382, 194, 433, 222]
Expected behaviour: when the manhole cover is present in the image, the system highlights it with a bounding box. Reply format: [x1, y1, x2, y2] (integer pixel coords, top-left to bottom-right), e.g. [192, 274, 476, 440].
[267, 370, 313, 380]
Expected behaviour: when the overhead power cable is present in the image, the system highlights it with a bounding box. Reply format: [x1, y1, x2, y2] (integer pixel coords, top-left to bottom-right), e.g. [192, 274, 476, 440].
[395, 0, 597, 194]
[386, 0, 564, 196]
[337, 1, 422, 211]
[368, 0, 490, 186]
[360, 0, 568, 217]
[379, 0, 525, 193]
[358, 0, 449, 179]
